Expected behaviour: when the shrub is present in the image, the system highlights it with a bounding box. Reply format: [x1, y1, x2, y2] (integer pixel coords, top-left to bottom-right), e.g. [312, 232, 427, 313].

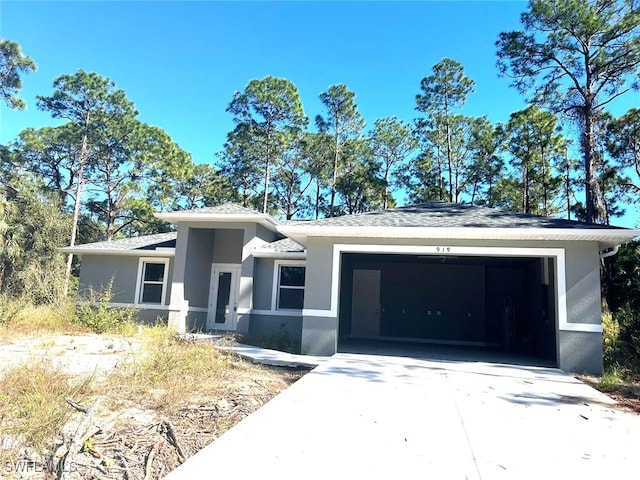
[76, 282, 136, 334]
[0, 293, 24, 327]
[602, 309, 620, 365]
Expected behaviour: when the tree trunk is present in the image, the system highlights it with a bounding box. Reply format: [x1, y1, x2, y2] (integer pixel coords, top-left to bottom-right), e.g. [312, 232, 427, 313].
[63, 117, 90, 297]
[329, 119, 340, 217]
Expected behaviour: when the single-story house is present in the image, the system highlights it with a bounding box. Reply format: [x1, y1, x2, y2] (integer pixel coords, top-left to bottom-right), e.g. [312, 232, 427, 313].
[62, 202, 640, 374]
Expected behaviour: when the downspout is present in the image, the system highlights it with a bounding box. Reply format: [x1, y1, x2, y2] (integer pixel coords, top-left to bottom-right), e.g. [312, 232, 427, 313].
[599, 245, 619, 259]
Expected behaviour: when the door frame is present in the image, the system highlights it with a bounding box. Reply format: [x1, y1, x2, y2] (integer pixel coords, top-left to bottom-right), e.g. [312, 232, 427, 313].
[207, 263, 241, 331]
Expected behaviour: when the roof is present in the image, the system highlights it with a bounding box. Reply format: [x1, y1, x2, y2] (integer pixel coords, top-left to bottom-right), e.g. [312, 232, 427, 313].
[154, 203, 279, 231]
[278, 203, 640, 247]
[287, 203, 625, 229]
[60, 232, 177, 256]
[252, 237, 306, 259]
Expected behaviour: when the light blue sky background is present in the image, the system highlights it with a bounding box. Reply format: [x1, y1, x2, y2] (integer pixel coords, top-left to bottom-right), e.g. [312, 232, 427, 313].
[1, 1, 638, 226]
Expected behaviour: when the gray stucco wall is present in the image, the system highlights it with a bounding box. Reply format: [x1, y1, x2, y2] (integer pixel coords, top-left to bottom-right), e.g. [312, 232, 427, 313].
[212, 229, 243, 263]
[183, 229, 215, 308]
[79, 255, 174, 306]
[253, 258, 275, 310]
[79, 255, 139, 303]
[249, 314, 302, 343]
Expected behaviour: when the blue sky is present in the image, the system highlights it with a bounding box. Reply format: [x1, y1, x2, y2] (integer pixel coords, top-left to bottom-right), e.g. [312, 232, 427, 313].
[1, 1, 638, 226]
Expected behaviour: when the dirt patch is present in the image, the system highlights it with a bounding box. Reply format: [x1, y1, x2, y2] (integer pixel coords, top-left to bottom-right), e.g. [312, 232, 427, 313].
[578, 374, 640, 414]
[0, 333, 307, 479]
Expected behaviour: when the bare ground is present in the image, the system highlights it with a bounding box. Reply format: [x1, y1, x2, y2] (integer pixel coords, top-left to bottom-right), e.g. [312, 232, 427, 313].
[0, 334, 307, 480]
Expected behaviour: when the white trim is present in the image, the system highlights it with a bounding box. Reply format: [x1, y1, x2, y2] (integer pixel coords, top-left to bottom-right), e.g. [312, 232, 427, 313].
[154, 212, 279, 231]
[300, 243, 601, 334]
[271, 260, 306, 312]
[252, 250, 307, 259]
[277, 224, 640, 244]
[207, 263, 242, 331]
[107, 303, 208, 313]
[60, 248, 175, 257]
[241, 309, 303, 317]
[134, 257, 170, 306]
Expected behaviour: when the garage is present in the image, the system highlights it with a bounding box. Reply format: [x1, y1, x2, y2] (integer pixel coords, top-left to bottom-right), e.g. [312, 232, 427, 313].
[338, 252, 557, 364]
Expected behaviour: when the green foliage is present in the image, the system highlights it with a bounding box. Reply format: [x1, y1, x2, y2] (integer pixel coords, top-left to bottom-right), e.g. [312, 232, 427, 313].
[496, 0, 640, 223]
[0, 190, 70, 303]
[76, 282, 136, 334]
[316, 84, 365, 217]
[0, 38, 37, 109]
[414, 59, 479, 203]
[0, 293, 25, 327]
[226, 76, 308, 214]
[502, 106, 565, 215]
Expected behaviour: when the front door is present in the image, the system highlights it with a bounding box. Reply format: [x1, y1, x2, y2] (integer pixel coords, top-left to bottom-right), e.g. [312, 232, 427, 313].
[351, 269, 381, 339]
[207, 264, 241, 331]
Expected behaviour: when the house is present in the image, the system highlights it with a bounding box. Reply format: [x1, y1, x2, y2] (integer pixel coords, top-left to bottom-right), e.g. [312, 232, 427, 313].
[62, 202, 640, 374]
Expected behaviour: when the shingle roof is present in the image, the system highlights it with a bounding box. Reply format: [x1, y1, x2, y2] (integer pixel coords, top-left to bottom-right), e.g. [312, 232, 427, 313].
[257, 238, 305, 253]
[286, 203, 627, 230]
[161, 203, 263, 217]
[60, 232, 177, 253]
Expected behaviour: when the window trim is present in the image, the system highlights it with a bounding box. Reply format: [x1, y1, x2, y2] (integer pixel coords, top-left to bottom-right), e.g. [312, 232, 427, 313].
[271, 260, 306, 311]
[134, 257, 170, 306]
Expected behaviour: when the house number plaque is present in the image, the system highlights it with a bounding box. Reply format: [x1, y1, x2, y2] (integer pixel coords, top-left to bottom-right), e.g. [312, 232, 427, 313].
[435, 246, 452, 253]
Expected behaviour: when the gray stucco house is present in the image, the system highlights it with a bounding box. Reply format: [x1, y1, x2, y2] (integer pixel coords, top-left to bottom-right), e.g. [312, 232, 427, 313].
[63, 202, 640, 374]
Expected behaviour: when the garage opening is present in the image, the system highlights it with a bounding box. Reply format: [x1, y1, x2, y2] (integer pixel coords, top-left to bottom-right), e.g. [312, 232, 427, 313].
[338, 253, 557, 365]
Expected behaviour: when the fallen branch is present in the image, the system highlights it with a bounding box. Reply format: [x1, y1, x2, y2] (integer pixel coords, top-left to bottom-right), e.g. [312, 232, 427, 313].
[59, 398, 101, 479]
[144, 443, 158, 480]
[161, 420, 186, 463]
[66, 397, 88, 413]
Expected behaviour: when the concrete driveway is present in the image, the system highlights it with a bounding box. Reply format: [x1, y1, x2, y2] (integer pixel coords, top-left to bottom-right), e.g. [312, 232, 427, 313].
[165, 351, 640, 480]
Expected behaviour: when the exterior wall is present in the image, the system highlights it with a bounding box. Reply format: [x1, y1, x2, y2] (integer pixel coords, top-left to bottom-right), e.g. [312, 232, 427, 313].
[249, 314, 303, 345]
[183, 229, 215, 308]
[213, 229, 243, 263]
[299, 236, 604, 374]
[253, 258, 275, 310]
[79, 255, 139, 303]
[79, 254, 174, 307]
[168, 221, 264, 334]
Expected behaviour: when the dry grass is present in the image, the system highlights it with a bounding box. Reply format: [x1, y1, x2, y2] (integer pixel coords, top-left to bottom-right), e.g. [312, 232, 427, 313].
[113, 330, 232, 413]
[0, 362, 93, 460]
[0, 302, 87, 339]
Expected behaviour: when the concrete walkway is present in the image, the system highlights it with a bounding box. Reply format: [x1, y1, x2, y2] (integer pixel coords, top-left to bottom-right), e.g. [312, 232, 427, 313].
[165, 351, 640, 480]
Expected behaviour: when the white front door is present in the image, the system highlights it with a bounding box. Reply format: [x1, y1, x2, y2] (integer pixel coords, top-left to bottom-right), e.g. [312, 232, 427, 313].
[351, 269, 381, 339]
[207, 264, 241, 331]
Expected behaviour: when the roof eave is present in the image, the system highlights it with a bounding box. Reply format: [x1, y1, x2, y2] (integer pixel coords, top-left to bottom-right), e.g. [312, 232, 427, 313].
[276, 225, 640, 245]
[59, 248, 176, 257]
[252, 250, 307, 259]
[154, 212, 279, 231]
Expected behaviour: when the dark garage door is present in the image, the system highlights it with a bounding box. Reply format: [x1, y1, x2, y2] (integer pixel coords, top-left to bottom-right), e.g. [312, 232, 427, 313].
[338, 253, 557, 363]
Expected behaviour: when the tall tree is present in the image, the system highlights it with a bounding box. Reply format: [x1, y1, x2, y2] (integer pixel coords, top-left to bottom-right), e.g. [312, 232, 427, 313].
[316, 84, 365, 217]
[607, 108, 640, 196]
[416, 58, 475, 202]
[87, 121, 191, 240]
[496, 0, 640, 223]
[503, 106, 565, 215]
[36, 70, 137, 293]
[369, 117, 418, 209]
[271, 130, 313, 220]
[0, 39, 36, 110]
[465, 117, 504, 207]
[12, 124, 82, 208]
[226, 76, 307, 213]
[334, 139, 384, 215]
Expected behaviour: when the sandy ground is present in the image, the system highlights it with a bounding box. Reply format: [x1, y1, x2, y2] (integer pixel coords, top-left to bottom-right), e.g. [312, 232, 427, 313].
[0, 334, 144, 377]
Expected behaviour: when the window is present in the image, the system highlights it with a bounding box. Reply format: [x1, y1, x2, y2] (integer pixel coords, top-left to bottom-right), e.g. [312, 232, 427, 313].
[275, 262, 305, 310]
[136, 258, 169, 305]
